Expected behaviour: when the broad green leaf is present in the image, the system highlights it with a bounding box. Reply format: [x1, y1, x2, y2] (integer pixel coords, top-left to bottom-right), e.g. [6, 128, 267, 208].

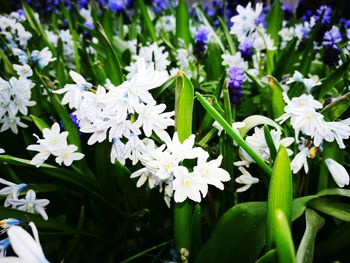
[273, 38, 298, 79]
[195, 202, 266, 263]
[292, 196, 318, 221]
[274, 209, 296, 263]
[266, 0, 283, 48]
[239, 115, 282, 138]
[267, 146, 293, 248]
[176, 0, 191, 46]
[321, 92, 350, 121]
[174, 71, 194, 255]
[308, 198, 350, 222]
[205, 42, 223, 81]
[296, 209, 325, 263]
[316, 188, 350, 198]
[263, 125, 277, 161]
[318, 59, 350, 98]
[0, 49, 16, 75]
[30, 114, 50, 131]
[96, 22, 123, 85]
[175, 71, 194, 142]
[196, 92, 272, 176]
[267, 76, 285, 119]
[190, 204, 203, 261]
[137, 0, 157, 42]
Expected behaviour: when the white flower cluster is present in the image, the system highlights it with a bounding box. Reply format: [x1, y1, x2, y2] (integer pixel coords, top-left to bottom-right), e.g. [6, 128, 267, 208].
[277, 93, 350, 148]
[0, 13, 32, 48]
[230, 3, 275, 51]
[131, 133, 230, 206]
[0, 66, 35, 134]
[0, 178, 49, 220]
[12, 47, 55, 69]
[286, 70, 321, 92]
[155, 15, 176, 34]
[126, 43, 171, 78]
[54, 58, 174, 165]
[27, 123, 84, 167]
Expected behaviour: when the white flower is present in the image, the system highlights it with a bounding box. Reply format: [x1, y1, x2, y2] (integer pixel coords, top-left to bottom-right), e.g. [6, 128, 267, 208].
[291, 145, 309, 174]
[53, 145, 84, 166]
[194, 154, 230, 196]
[134, 101, 174, 142]
[12, 190, 49, 220]
[13, 64, 32, 78]
[0, 116, 27, 134]
[235, 127, 294, 166]
[30, 47, 55, 69]
[173, 166, 206, 203]
[130, 167, 159, 189]
[165, 132, 202, 161]
[0, 148, 4, 154]
[155, 15, 176, 34]
[221, 53, 248, 70]
[0, 178, 26, 207]
[286, 71, 321, 92]
[2, 222, 49, 262]
[286, 70, 304, 84]
[235, 167, 259, 192]
[325, 158, 350, 188]
[54, 71, 92, 109]
[27, 123, 84, 167]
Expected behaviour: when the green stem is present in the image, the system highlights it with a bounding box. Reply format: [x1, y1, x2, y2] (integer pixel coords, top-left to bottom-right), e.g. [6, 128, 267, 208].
[120, 240, 171, 263]
[197, 128, 217, 147]
[196, 92, 272, 176]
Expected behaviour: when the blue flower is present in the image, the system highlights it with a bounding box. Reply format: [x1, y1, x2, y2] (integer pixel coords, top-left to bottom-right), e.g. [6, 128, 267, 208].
[194, 26, 210, 59]
[108, 0, 125, 12]
[0, 218, 21, 231]
[227, 66, 245, 105]
[239, 39, 253, 61]
[0, 238, 10, 257]
[314, 5, 332, 25]
[322, 27, 342, 49]
[153, 0, 169, 14]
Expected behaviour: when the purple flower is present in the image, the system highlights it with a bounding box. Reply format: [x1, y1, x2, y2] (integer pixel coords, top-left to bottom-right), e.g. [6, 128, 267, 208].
[322, 27, 342, 49]
[227, 66, 245, 105]
[314, 5, 332, 25]
[153, 0, 169, 14]
[301, 10, 313, 22]
[194, 26, 210, 59]
[239, 39, 253, 61]
[108, 0, 125, 12]
[340, 19, 350, 28]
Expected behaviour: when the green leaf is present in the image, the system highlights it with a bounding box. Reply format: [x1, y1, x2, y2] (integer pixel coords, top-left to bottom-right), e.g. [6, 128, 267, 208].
[273, 38, 298, 79]
[63, 6, 81, 73]
[263, 125, 277, 161]
[137, 0, 157, 42]
[50, 94, 82, 151]
[267, 145, 293, 248]
[296, 209, 325, 263]
[195, 7, 225, 52]
[196, 92, 272, 176]
[175, 71, 194, 142]
[176, 0, 191, 46]
[292, 196, 318, 221]
[316, 188, 350, 198]
[219, 17, 235, 54]
[274, 209, 296, 263]
[0, 207, 75, 233]
[205, 42, 223, 81]
[321, 92, 350, 121]
[30, 114, 50, 131]
[195, 202, 266, 263]
[266, 0, 283, 48]
[308, 198, 350, 222]
[256, 249, 277, 263]
[96, 22, 123, 85]
[318, 59, 350, 98]
[0, 49, 16, 75]
[239, 115, 282, 137]
[190, 204, 203, 261]
[267, 76, 285, 119]
[174, 71, 195, 256]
